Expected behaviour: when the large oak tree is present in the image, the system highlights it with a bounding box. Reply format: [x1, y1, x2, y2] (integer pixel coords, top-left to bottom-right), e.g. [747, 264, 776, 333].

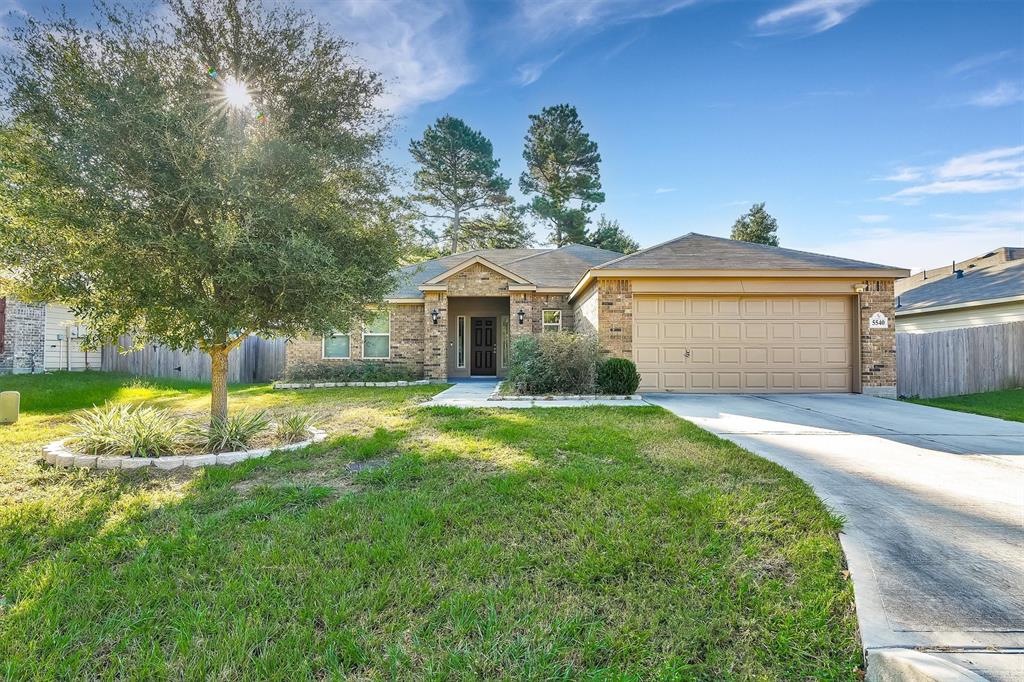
[0, 0, 403, 420]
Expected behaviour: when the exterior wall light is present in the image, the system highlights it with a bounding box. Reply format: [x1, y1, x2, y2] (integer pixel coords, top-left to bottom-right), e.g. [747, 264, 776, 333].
[517, 308, 526, 325]
[430, 308, 439, 325]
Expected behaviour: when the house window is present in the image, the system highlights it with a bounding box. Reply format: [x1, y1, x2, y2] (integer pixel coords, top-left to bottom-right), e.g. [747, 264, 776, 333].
[362, 311, 390, 359]
[456, 316, 466, 368]
[542, 309, 562, 333]
[500, 315, 510, 368]
[323, 332, 350, 359]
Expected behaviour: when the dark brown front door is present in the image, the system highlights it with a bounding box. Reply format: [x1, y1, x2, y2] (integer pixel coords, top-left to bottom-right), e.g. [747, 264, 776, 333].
[471, 317, 497, 376]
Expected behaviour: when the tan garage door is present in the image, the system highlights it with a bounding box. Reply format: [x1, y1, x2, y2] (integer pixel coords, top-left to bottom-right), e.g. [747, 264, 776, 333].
[633, 295, 855, 393]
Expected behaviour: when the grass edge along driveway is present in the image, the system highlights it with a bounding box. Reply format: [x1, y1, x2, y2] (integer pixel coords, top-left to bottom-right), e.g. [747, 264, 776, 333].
[0, 373, 861, 679]
[904, 387, 1024, 423]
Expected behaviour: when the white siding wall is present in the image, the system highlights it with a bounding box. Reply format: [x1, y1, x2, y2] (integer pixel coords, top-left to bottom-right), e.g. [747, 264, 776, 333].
[43, 304, 96, 371]
[896, 300, 1024, 333]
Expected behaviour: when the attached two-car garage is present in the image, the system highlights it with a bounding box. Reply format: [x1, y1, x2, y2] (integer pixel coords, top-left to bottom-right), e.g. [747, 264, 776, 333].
[633, 294, 856, 393]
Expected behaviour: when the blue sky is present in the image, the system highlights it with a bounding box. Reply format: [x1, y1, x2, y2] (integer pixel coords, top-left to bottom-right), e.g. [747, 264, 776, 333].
[6, 0, 1024, 271]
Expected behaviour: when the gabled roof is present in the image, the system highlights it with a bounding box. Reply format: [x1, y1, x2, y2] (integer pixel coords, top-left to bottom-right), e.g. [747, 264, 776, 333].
[421, 255, 532, 287]
[387, 244, 624, 300]
[897, 253, 1024, 314]
[593, 232, 906, 272]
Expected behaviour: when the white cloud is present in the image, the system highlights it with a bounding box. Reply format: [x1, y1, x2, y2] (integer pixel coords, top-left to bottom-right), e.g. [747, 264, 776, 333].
[882, 145, 1024, 200]
[655, 187, 677, 194]
[880, 167, 925, 182]
[857, 214, 889, 224]
[947, 49, 1016, 77]
[935, 145, 1024, 179]
[966, 81, 1024, 108]
[754, 0, 870, 36]
[801, 209, 1024, 272]
[515, 51, 564, 86]
[302, 0, 472, 113]
[515, 0, 696, 41]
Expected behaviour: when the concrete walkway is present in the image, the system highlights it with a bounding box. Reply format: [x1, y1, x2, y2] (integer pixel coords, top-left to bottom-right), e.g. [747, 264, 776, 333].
[422, 379, 649, 408]
[646, 393, 1024, 681]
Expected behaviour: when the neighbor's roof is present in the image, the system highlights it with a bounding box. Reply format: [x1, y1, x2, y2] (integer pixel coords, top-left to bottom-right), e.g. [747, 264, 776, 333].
[592, 233, 906, 272]
[388, 244, 624, 299]
[897, 256, 1024, 314]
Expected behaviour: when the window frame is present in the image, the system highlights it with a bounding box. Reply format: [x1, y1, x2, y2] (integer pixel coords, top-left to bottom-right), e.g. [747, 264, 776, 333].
[499, 314, 510, 369]
[361, 310, 391, 360]
[456, 315, 466, 368]
[322, 331, 351, 360]
[541, 309, 562, 333]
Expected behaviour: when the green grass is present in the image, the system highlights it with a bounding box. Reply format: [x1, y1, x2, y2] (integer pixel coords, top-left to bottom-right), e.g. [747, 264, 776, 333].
[905, 387, 1024, 423]
[0, 372, 860, 679]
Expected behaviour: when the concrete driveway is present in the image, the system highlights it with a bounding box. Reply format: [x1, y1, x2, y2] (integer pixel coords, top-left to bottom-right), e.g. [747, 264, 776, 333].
[645, 393, 1024, 681]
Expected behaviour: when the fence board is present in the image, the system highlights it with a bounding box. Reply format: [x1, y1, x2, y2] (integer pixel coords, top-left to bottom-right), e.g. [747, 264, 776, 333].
[896, 321, 1024, 398]
[101, 335, 286, 384]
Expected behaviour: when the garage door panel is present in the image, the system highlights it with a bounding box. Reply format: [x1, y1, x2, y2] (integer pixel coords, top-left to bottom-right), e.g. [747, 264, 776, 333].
[633, 294, 853, 393]
[635, 322, 660, 340]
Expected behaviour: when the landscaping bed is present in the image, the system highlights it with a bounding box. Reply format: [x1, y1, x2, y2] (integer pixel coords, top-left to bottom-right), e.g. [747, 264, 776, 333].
[0, 372, 861, 679]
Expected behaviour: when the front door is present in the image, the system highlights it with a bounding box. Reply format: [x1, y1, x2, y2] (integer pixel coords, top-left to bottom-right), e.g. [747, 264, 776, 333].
[471, 317, 497, 376]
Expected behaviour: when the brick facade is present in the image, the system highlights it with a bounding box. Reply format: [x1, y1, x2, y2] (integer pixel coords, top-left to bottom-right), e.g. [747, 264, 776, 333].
[597, 279, 633, 359]
[423, 292, 447, 379]
[447, 263, 512, 297]
[0, 296, 46, 374]
[512, 293, 574, 335]
[285, 303, 425, 377]
[858, 279, 897, 398]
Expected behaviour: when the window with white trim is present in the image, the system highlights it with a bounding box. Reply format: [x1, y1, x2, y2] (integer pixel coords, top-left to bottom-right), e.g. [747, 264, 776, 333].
[456, 316, 466, 368]
[542, 309, 562, 333]
[499, 315, 510, 368]
[323, 332, 350, 359]
[362, 311, 390, 359]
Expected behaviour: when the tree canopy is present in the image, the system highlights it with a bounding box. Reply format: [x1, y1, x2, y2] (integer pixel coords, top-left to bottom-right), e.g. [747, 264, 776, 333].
[0, 0, 403, 419]
[460, 205, 534, 251]
[587, 216, 639, 254]
[409, 115, 516, 254]
[730, 202, 780, 246]
[519, 104, 604, 246]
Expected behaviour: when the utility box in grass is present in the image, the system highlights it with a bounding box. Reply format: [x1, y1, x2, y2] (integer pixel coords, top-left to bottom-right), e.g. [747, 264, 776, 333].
[0, 391, 20, 424]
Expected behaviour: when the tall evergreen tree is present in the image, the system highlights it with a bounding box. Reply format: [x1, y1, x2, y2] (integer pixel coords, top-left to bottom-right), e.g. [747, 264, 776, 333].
[587, 215, 639, 254]
[0, 0, 402, 420]
[460, 205, 535, 251]
[730, 202, 780, 246]
[520, 104, 604, 246]
[409, 116, 512, 253]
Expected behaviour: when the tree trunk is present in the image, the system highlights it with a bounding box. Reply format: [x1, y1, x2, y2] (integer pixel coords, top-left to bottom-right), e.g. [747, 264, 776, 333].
[209, 345, 229, 422]
[450, 206, 461, 254]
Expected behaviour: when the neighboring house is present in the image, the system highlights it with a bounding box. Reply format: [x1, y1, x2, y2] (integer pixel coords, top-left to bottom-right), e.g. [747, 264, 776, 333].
[895, 247, 1024, 333]
[0, 297, 97, 374]
[286, 233, 909, 396]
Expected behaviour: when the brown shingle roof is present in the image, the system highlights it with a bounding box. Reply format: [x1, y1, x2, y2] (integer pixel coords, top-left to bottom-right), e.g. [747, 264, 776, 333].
[595, 233, 904, 271]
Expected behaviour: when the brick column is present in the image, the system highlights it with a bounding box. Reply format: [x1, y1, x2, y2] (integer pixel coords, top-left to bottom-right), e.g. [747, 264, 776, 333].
[424, 292, 448, 380]
[859, 279, 897, 398]
[597, 279, 632, 359]
[509, 292, 534, 339]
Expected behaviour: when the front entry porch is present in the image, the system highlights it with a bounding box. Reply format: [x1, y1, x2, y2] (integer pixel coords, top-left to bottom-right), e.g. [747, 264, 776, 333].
[446, 296, 511, 379]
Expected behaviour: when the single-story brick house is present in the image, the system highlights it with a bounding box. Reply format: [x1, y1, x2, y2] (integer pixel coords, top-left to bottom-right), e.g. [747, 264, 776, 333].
[286, 233, 910, 396]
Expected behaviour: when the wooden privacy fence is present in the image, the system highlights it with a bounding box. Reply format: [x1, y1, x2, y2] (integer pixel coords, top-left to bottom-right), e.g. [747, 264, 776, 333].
[896, 321, 1024, 398]
[101, 335, 287, 384]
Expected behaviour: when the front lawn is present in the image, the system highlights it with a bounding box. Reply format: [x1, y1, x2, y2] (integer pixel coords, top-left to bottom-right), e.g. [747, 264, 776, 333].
[1, 372, 860, 679]
[905, 388, 1024, 423]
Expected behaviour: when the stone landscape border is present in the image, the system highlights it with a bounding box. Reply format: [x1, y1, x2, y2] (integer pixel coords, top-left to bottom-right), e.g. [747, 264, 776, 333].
[42, 427, 327, 471]
[487, 381, 642, 402]
[274, 379, 446, 390]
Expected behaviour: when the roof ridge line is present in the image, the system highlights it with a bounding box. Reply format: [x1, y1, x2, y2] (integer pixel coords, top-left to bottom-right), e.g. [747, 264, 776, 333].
[592, 232, 697, 269]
